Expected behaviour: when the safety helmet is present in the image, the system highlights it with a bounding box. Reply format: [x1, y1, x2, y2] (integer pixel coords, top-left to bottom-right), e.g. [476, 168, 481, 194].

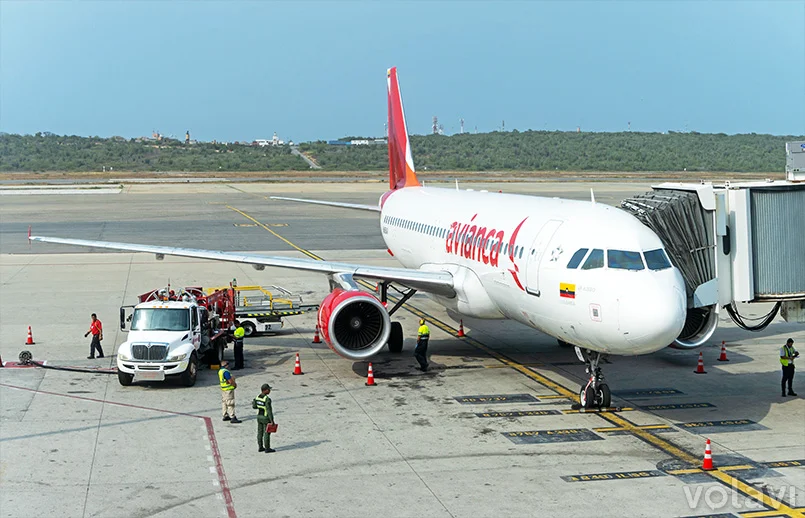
[419, 319, 425, 325]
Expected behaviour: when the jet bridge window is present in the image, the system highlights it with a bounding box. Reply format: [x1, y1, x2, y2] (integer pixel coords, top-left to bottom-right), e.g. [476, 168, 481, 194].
[607, 250, 645, 270]
[581, 249, 604, 270]
[644, 249, 672, 271]
[566, 248, 589, 269]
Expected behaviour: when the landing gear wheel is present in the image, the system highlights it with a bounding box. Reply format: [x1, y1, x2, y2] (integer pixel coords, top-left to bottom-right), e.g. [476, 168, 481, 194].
[181, 353, 198, 387]
[388, 322, 404, 353]
[242, 322, 256, 337]
[18, 350, 33, 365]
[579, 383, 596, 409]
[118, 371, 134, 386]
[598, 383, 611, 408]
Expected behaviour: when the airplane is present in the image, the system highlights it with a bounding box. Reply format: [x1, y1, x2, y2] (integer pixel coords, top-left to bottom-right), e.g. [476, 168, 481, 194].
[31, 67, 688, 409]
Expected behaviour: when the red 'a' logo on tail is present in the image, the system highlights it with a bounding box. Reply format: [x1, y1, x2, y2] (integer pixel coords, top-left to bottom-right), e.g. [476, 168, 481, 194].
[387, 67, 421, 190]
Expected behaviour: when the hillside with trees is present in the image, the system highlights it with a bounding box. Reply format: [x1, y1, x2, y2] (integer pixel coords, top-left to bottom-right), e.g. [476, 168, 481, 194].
[0, 133, 309, 172]
[1, 131, 800, 173]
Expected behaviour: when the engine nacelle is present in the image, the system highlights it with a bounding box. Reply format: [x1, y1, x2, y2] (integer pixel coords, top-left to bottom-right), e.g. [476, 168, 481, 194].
[318, 289, 391, 360]
[671, 305, 719, 349]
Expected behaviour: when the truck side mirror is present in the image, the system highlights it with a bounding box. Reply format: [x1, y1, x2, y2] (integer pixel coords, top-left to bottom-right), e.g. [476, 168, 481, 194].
[120, 307, 126, 331]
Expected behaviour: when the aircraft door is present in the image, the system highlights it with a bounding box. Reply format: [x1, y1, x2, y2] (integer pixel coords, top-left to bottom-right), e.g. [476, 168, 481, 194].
[525, 220, 563, 296]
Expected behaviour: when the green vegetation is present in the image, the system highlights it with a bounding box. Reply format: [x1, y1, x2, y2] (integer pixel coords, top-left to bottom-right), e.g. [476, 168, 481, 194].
[301, 131, 801, 172]
[0, 133, 309, 172]
[2, 130, 801, 173]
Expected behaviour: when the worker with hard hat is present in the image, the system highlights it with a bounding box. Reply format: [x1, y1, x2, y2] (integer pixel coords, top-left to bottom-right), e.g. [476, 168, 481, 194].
[415, 318, 430, 371]
[781, 338, 799, 397]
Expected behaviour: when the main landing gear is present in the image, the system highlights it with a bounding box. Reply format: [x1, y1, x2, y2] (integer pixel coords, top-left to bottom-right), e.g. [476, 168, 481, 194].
[378, 282, 417, 354]
[575, 346, 612, 409]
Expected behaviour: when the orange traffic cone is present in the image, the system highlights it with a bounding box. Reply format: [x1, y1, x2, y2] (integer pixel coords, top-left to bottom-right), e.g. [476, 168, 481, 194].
[694, 352, 707, 374]
[312, 325, 322, 344]
[292, 353, 304, 375]
[25, 326, 35, 345]
[702, 438, 714, 470]
[365, 363, 376, 386]
[457, 320, 465, 338]
[717, 341, 729, 362]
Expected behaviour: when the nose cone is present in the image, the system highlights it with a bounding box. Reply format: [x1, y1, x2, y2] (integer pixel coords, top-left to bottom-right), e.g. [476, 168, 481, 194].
[619, 273, 687, 354]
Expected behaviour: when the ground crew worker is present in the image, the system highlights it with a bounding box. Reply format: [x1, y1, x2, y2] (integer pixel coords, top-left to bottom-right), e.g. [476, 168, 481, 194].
[415, 318, 430, 371]
[781, 338, 799, 397]
[219, 360, 242, 423]
[232, 321, 245, 370]
[84, 313, 104, 359]
[252, 383, 276, 453]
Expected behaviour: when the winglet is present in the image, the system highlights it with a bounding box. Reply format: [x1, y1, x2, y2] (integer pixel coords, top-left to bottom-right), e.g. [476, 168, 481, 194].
[387, 67, 420, 190]
[590, 189, 596, 205]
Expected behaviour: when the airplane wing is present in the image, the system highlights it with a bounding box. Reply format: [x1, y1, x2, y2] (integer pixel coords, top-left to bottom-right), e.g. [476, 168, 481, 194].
[269, 196, 381, 212]
[29, 235, 455, 297]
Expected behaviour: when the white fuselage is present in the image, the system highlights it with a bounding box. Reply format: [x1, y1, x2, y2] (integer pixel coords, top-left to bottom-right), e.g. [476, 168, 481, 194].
[380, 187, 687, 355]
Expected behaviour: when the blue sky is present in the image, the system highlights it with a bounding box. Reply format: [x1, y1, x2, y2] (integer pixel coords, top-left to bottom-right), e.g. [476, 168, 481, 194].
[1, 1, 803, 142]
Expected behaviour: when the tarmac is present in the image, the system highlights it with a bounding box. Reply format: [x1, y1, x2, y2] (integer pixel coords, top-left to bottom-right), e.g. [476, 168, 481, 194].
[1, 180, 803, 518]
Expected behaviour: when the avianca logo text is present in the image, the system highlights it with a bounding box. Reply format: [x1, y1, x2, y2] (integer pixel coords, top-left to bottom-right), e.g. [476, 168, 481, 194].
[445, 215, 529, 292]
[445, 215, 505, 267]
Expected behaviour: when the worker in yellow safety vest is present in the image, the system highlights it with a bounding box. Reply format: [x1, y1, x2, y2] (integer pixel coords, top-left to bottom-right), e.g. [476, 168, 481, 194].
[219, 360, 242, 423]
[232, 320, 245, 370]
[780, 338, 798, 397]
[415, 319, 430, 371]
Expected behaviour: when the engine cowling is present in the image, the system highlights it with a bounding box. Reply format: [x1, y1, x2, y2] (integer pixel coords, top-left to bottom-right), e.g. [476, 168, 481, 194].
[671, 305, 719, 349]
[317, 289, 391, 360]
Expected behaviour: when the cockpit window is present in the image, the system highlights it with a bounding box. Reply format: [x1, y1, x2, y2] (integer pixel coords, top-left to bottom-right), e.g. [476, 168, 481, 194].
[644, 249, 672, 270]
[566, 248, 589, 269]
[608, 250, 645, 270]
[581, 249, 604, 270]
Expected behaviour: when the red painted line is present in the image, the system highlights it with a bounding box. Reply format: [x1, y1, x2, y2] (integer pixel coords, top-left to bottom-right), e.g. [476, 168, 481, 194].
[0, 382, 237, 518]
[1, 362, 36, 369]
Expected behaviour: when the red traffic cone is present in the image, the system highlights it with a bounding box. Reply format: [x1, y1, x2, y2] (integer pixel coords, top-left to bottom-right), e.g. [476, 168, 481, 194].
[312, 325, 322, 344]
[365, 362, 376, 386]
[457, 320, 465, 338]
[702, 438, 714, 471]
[25, 326, 35, 345]
[694, 352, 707, 374]
[292, 353, 304, 375]
[717, 341, 729, 362]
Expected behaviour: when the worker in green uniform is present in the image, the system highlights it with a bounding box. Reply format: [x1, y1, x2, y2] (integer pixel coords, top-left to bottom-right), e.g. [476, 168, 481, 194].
[252, 383, 276, 453]
[414, 318, 430, 371]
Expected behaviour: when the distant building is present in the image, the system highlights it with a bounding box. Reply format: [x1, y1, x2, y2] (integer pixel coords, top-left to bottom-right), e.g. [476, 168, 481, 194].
[327, 138, 387, 146]
[253, 132, 286, 147]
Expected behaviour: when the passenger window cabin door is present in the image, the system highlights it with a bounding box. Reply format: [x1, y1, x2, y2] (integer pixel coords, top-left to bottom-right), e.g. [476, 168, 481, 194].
[525, 220, 563, 297]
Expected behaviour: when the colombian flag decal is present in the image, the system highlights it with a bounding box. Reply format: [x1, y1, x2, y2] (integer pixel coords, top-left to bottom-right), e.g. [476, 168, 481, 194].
[559, 282, 576, 299]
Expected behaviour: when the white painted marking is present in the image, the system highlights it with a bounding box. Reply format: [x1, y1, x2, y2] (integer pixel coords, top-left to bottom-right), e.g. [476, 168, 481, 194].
[207, 455, 214, 462]
[209, 466, 217, 474]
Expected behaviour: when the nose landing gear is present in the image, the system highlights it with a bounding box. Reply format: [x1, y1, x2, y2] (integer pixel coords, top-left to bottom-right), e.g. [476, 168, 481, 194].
[575, 347, 612, 409]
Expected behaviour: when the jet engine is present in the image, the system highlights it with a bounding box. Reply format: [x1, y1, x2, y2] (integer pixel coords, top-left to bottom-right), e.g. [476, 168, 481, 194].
[671, 305, 719, 349]
[317, 289, 391, 360]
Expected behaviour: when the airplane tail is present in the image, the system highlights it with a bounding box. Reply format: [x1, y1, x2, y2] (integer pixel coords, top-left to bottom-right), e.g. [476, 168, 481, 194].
[387, 67, 420, 190]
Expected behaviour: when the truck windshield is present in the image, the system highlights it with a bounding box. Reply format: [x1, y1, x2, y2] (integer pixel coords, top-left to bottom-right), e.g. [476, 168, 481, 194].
[131, 308, 190, 331]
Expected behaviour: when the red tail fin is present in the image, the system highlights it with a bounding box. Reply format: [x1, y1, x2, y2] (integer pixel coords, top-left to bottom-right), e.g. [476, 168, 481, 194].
[387, 67, 420, 190]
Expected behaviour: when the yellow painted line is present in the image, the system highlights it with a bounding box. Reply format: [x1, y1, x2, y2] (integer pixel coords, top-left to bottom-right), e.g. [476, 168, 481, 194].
[564, 407, 634, 415]
[230, 206, 804, 518]
[227, 206, 324, 261]
[594, 424, 669, 432]
[536, 394, 570, 399]
[743, 510, 802, 518]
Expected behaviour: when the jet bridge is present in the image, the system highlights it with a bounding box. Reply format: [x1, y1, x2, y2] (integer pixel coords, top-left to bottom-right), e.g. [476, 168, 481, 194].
[620, 143, 805, 348]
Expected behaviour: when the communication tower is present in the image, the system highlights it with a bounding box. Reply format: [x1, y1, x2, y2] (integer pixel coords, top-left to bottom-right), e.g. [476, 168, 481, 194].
[460, 118, 464, 134]
[432, 116, 439, 135]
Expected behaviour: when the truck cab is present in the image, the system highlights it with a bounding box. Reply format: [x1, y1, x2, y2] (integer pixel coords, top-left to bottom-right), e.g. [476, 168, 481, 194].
[116, 286, 230, 387]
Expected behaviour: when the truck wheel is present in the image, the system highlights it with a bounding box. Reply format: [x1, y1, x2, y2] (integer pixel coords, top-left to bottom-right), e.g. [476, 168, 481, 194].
[181, 353, 198, 387]
[242, 321, 256, 337]
[118, 371, 134, 386]
[388, 322, 404, 353]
